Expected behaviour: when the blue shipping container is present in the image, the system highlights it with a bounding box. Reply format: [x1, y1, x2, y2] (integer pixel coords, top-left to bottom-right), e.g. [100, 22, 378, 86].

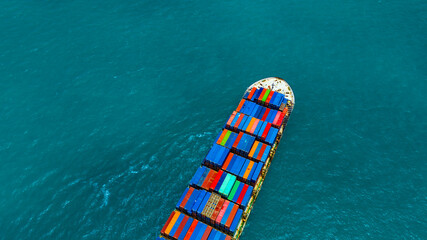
[176, 187, 189, 209]
[230, 209, 243, 233]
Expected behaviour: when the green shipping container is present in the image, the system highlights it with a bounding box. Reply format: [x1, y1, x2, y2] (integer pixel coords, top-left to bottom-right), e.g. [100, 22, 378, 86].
[220, 130, 232, 146]
[223, 175, 237, 197]
[228, 181, 241, 201]
[219, 174, 231, 195]
[262, 89, 271, 103]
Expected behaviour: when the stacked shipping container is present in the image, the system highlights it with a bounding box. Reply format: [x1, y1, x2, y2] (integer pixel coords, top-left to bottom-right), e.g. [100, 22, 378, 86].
[160, 210, 232, 240]
[159, 87, 291, 239]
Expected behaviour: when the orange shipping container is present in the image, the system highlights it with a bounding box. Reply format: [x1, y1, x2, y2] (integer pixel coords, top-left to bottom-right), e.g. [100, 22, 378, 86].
[183, 220, 199, 240]
[226, 111, 237, 126]
[250, 119, 259, 134]
[225, 204, 239, 229]
[160, 211, 176, 235]
[236, 99, 245, 112]
[243, 161, 255, 180]
[222, 153, 234, 170]
[216, 129, 228, 145]
[248, 141, 259, 158]
[258, 89, 267, 102]
[201, 170, 217, 190]
[247, 88, 256, 100]
[165, 211, 181, 235]
[245, 118, 256, 132]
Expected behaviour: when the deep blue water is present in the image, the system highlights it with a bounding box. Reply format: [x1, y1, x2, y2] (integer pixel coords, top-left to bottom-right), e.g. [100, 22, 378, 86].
[0, 1, 426, 239]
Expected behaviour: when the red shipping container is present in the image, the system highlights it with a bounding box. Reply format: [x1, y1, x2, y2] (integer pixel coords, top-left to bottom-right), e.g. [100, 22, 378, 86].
[183, 220, 199, 240]
[261, 123, 272, 140]
[232, 132, 244, 149]
[256, 144, 267, 161]
[236, 99, 245, 112]
[282, 107, 288, 115]
[261, 108, 270, 121]
[215, 200, 230, 225]
[216, 129, 228, 145]
[222, 153, 234, 170]
[211, 198, 225, 224]
[202, 170, 217, 190]
[160, 211, 176, 235]
[272, 111, 281, 126]
[265, 91, 275, 105]
[225, 204, 239, 229]
[210, 170, 224, 190]
[179, 187, 194, 209]
[276, 108, 287, 127]
[233, 114, 245, 129]
[226, 111, 237, 126]
[250, 119, 259, 134]
[247, 88, 256, 100]
[258, 89, 267, 102]
[237, 185, 249, 205]
[201, 226, 213, 240]
[276, 112, 285, 126]
[173, 215, 189, 238]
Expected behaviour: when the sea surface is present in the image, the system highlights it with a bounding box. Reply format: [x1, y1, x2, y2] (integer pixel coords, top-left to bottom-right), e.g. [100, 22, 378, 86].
[0, 1, 426, 239]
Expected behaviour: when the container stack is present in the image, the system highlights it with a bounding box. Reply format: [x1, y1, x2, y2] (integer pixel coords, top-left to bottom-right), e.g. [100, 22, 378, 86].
[172, 187, 248, 236]
[159, 85, 292, 239]
[160, 209, 232, 240]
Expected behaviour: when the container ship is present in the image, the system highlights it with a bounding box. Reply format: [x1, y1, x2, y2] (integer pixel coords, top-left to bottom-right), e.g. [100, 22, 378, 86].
[157, 77, 295, 240]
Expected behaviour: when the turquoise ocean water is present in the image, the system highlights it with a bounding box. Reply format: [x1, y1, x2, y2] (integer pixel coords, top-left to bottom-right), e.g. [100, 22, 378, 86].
[0, 1, 426, 239]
